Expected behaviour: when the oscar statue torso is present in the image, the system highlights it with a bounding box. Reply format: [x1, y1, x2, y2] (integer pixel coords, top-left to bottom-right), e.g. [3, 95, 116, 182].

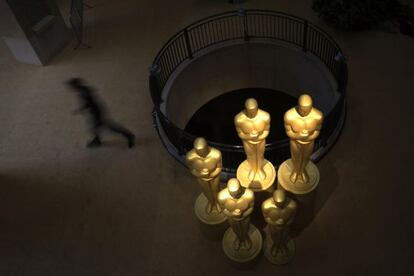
[235, 109, 270, 181]
[262, 197, 297, 258]
[218, 188, 254, 250]
[284, 107, 323, 183]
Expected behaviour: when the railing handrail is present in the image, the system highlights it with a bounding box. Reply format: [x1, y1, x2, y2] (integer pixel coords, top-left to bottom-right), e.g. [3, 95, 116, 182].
[152, 9, 345, 66]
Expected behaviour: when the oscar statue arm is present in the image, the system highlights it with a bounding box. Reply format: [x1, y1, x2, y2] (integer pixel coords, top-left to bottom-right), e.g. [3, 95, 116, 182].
[236, 126, 250, 140]
[208, 151, 222, 178]
[286, 200, 298, 225]
[223, 208, 234, 218]
[243, 191, 255, 217]
[262, 202, 276, 225]
[284, 113, 302, 140]
[234, 116, 250, 140]
[257, 113, 271, 140]
[218, 190, 229, 213]
[186, 153, 203, 178]
[307, 114, 324, 141]
[285, 124, 302, 140]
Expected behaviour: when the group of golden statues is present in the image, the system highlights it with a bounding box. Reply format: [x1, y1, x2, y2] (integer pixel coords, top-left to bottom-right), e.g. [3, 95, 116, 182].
[186, 94, 323, 264]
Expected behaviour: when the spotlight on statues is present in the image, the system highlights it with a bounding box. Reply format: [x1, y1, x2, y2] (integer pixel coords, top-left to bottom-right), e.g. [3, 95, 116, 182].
[278, 94, 324, 194]
[235, 98, 276, 192]
[262, 189, 297, 265]
[218, 178, 262, 263]
[186, 137, 227, 225]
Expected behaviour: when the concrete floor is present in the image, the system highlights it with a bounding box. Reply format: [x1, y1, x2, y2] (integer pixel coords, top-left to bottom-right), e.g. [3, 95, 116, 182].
[0, 0, 413, 275]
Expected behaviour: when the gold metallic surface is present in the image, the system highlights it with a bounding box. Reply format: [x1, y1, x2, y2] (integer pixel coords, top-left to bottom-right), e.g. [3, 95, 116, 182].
[278, 159, 320, 194]
[235, 98, 276, 191]
[262, 190, 297, 265]
[278, 94, 323, 194]
[218, 178, 262, 262]
[186, 137, 226, 225]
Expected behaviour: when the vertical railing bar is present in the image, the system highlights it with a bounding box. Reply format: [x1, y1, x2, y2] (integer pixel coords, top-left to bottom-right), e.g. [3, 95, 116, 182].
[158, 56, 166, 87]
[171, 40, 179, 68]
[303, 20, 308, 52]
[323, 39, 329, 67]
[243, 10, 248, 41]
[213, 20, 218, 42]
[207, 21, 213, 43]
[197, 25, 203, 50]
[233, 15, 237, 38]
[196, 27, 202, 51]
[183, 29, 193, 59]
[176, 36, 183, 62]
[276, 16, 280, 39]
[223, 17, 228, 41]
[179, 35, 186, 61]
[200, 24, 206, 49]
[165, 48, 174, 78]
[160, 55, 168, 86]
[219, 18, 224, 41]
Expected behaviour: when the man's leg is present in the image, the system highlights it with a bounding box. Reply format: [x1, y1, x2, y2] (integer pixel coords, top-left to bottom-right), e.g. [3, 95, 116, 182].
[103, 119, 135, 147]
[87, 124, 102, 147]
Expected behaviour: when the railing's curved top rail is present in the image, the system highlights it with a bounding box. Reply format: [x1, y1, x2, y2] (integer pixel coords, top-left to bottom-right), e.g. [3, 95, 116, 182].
[150, 9, 346, 100]
[149, 9, 348, 170]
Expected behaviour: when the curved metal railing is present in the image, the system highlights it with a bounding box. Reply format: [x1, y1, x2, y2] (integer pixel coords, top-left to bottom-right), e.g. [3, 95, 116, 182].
[149, 9, 348, 173]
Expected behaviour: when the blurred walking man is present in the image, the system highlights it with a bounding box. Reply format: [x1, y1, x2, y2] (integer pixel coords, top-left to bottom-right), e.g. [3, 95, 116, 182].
[67, 78, 135, 148]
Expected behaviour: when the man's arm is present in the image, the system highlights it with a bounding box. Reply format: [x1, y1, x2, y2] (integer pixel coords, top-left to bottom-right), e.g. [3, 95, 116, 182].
[73, 103, 89, 113]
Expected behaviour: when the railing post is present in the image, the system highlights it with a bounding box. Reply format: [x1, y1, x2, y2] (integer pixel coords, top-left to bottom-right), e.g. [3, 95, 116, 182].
[183, 29, 193, 59]
[303, 20, 308, 52]
[335, 52, 347, 94]
[238, 8, 249, 41]
[149, 63, 162, 104]
[152, 108, 159, 130]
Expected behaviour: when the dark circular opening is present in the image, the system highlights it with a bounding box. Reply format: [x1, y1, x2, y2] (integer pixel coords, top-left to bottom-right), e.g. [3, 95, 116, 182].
[184, 88, 297, 145]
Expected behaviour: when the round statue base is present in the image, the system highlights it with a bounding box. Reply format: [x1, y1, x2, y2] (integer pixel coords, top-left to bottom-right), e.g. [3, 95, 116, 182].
[222, 225, 263, 263]
[195, 193, 227, 225]
[277, 159, 319, 195]
[264, 236, 295, 265]
[237, 160, 276, 192]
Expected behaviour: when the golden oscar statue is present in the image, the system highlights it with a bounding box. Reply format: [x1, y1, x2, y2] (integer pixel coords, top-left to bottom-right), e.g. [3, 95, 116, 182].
[218, 178, 262, 262]
[186, 137, 227, 225]
[278, 94, 324, 194]
[262, 189, 297, 265]
[235, 98, 276, 192]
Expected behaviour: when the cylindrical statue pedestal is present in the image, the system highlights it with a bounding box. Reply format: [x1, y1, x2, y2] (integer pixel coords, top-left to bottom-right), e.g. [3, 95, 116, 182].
[277, 159, 320, 195]
[222, 224, 263, 263]
[263, 227, 295, 265]
[195, 193, 228, 240]
[237, 159, 276, 192]
[194, 193, 227, 225]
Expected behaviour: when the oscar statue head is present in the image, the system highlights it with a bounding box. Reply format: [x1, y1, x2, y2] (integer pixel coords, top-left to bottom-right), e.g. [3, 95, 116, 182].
[245, 98, 258, 118]
[297, 94, 313, 117]
[194, 137, 209, 157]
[273, 189, 287, 208]
[228, 178, 243, 199]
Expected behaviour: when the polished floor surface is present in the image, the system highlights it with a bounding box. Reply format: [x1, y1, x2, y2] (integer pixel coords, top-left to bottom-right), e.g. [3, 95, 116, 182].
[0, 0, 413, 275]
